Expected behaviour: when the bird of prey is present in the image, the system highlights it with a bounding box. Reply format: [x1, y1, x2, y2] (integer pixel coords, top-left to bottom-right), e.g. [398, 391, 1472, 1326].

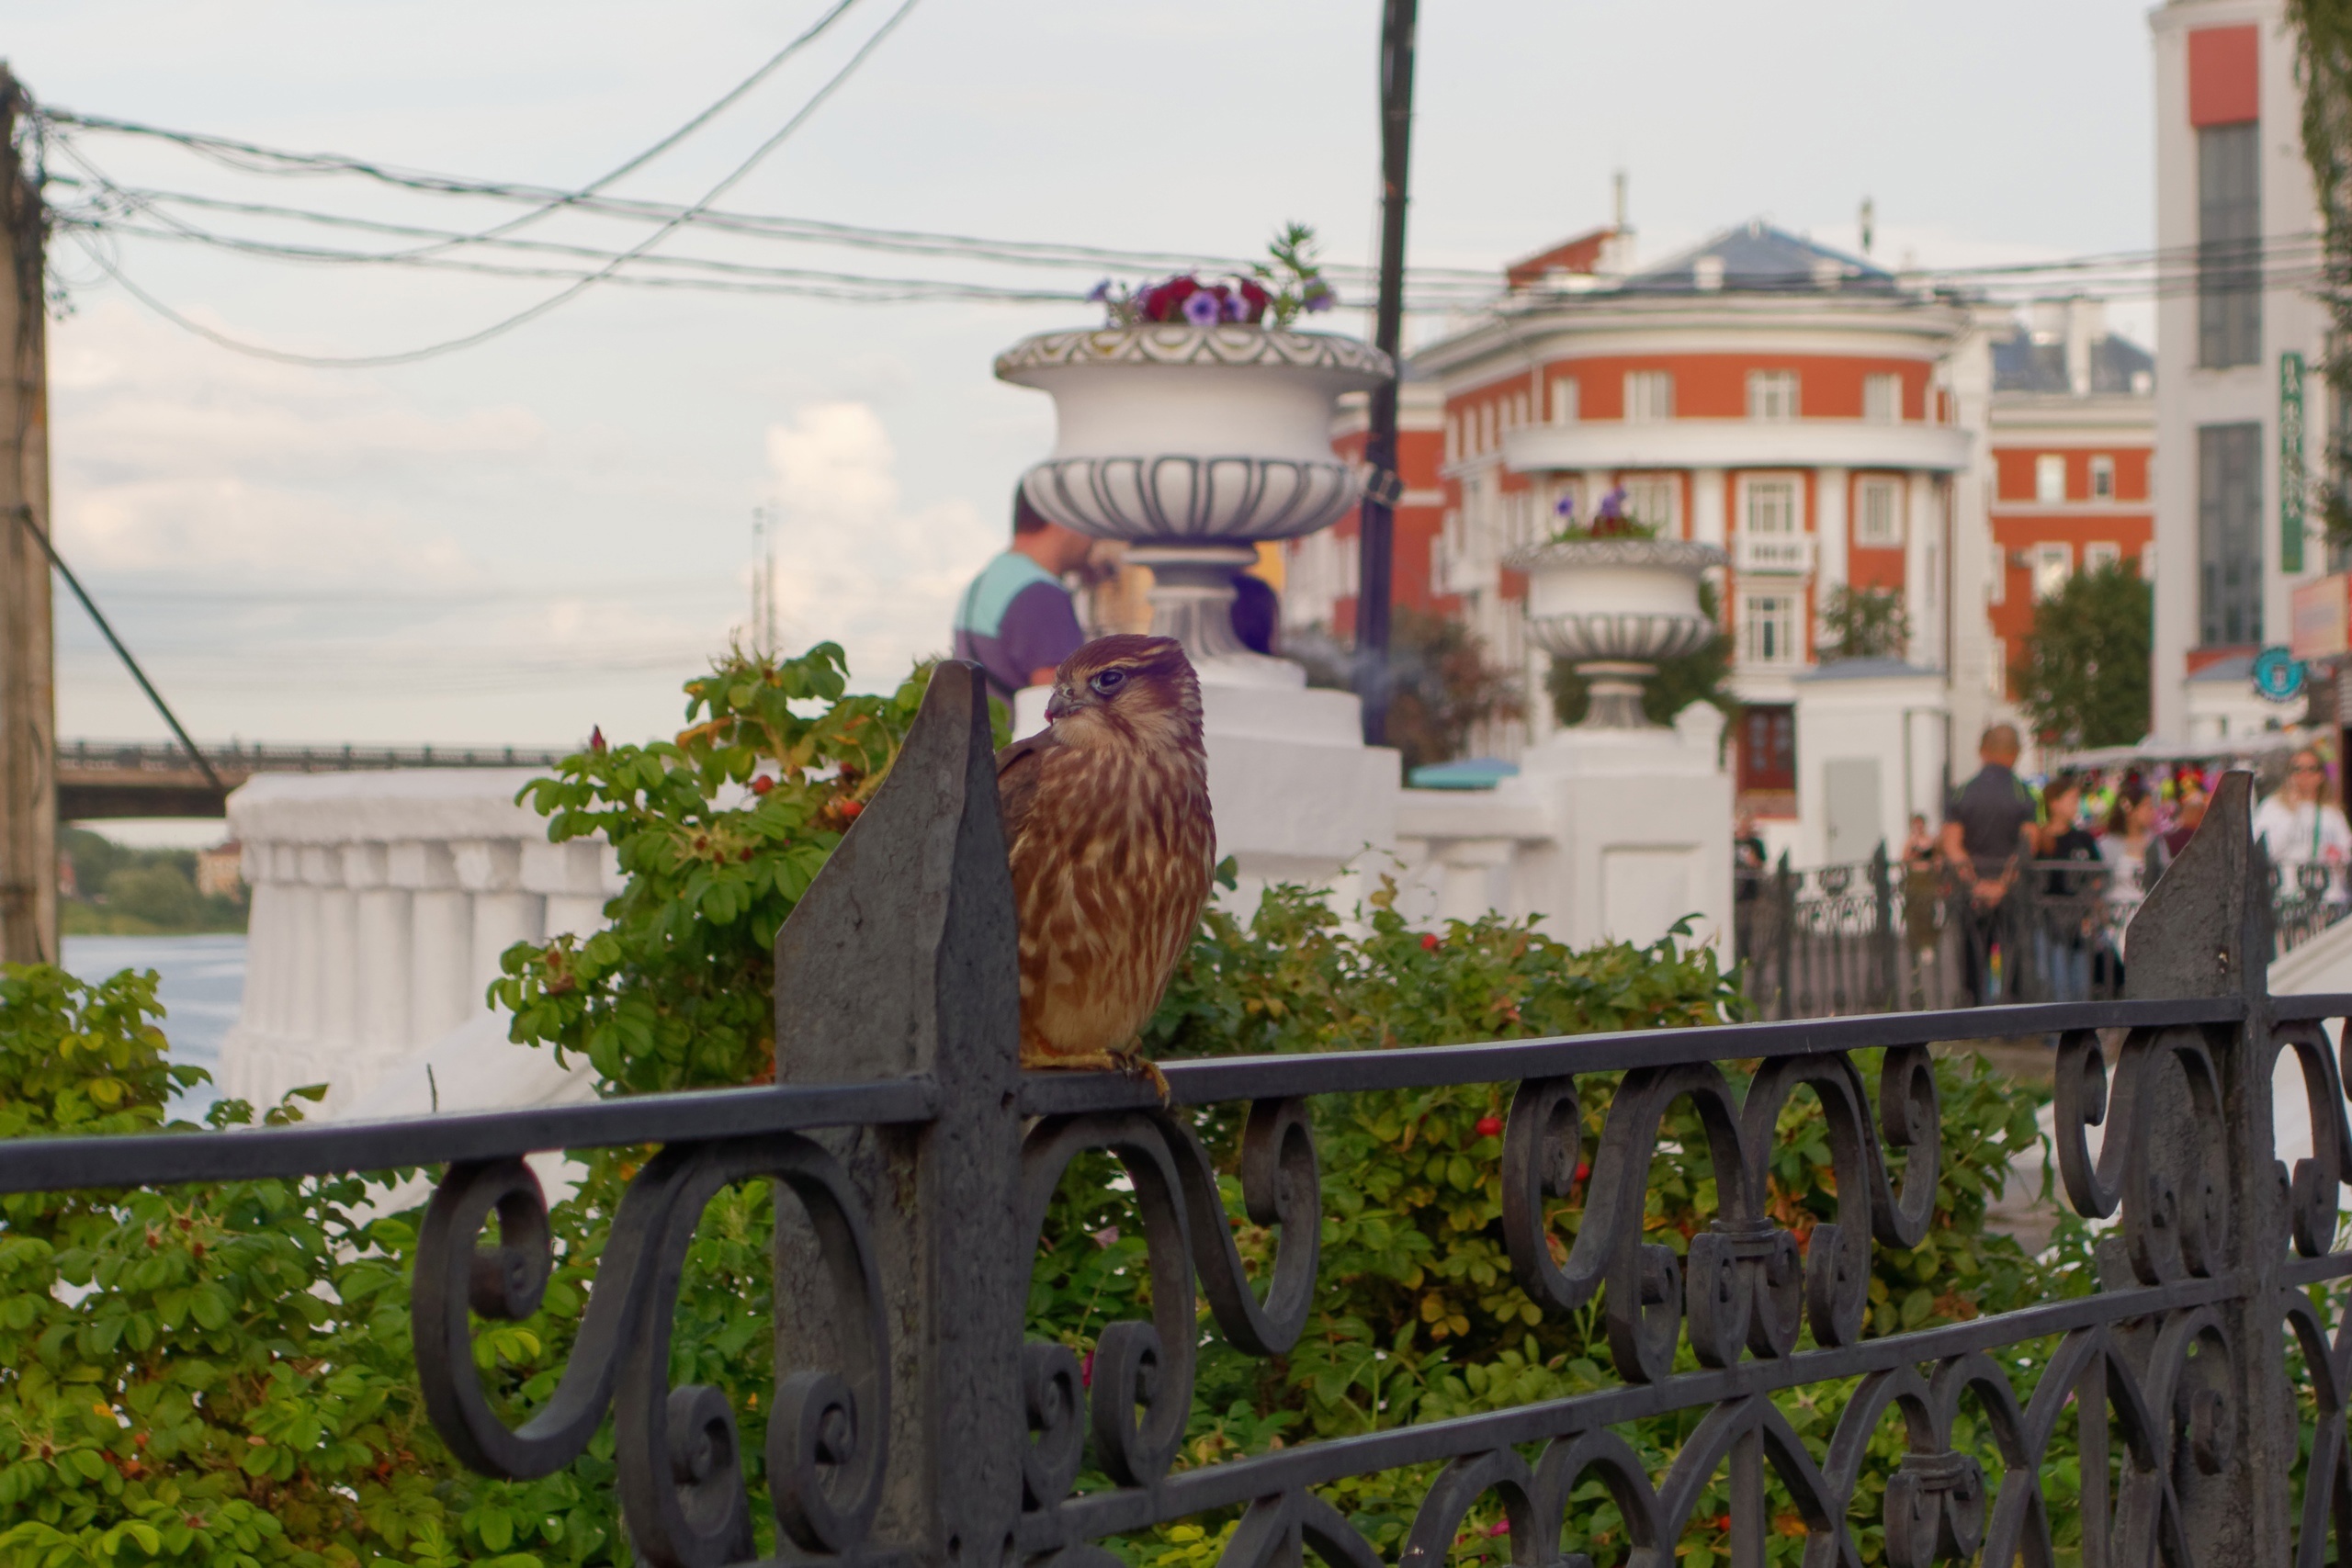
[996, 635, 1216, 1089]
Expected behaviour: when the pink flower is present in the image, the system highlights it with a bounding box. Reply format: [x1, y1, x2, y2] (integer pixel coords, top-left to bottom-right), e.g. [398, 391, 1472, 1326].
[1080, 1351, 1094, 1387]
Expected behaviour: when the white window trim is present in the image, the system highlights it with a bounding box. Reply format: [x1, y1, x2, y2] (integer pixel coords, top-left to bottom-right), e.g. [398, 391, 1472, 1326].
[2030, 541, 2074, 601]
[1622, 473, 1681, 536]
[1625, 370, 1675, 423]
[1552, 376, 1580, 424]
[2034, 454, 2067, 503]
[1739, 591, 1801, 666]
[2090, 455, 2116, 500]
[2086, 541, 2122, 572]
[1862, 373, 1902, 425]
[1738, 472, 1804, 536]
[1746, 370, 1800, 423]
[1854, 477, 1904, 547]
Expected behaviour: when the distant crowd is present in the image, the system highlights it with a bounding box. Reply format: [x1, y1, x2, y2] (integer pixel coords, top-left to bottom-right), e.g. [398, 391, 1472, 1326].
[1735, 724, 2349, 1007]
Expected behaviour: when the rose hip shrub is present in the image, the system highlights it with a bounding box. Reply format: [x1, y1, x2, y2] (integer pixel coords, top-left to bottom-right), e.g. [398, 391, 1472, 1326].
[1036, 882, 2053, 1567]
[4, 642, 2064, 1568]
[490, 641, 936, 1092]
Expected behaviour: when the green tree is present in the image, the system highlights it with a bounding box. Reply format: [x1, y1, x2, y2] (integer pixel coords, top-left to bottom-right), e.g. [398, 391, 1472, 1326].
[1548, 579, 1733, 728]
[2288, 0, 2352, 547]
[1816, 584, 1911, 663]
[2018, 561, 2152, 747]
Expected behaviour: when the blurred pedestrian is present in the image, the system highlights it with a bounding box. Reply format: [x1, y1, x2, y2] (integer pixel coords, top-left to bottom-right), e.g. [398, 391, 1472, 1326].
[2254, 746, 2352, 906]
[2097, 779, 2159, 991]
[2033, 773, 2102, 1002]
[1940, 724, 2039, 1006]
[953, 489, 1092, 705]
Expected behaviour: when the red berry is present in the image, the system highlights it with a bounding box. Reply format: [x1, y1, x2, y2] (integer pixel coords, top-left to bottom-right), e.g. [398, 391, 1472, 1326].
[839, 800, 864, 820]
[752, 775, 774, 795]
[740, 848, 753, 863]
[1475, 1115, 1504, 1139]
[1575, 1161, 1591, 1183]
[1420, 932, 1440, 951]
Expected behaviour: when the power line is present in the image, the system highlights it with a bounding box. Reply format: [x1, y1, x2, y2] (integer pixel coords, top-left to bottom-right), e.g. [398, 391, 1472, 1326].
[47, 0, 930, 367]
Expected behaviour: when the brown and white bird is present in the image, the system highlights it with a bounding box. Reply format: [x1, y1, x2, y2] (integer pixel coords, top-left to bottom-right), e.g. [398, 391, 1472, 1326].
[996, 635, 1216, 1088]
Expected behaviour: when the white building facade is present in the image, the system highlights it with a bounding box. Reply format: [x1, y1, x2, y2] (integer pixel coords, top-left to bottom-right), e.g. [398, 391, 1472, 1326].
[2150, 0, 2334, 740]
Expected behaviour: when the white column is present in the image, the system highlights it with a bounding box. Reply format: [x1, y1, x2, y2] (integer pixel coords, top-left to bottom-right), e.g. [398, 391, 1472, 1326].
[346, 841, 412, 1071]
[526, 838, 615, 940]
[1905, 473, 1937, 667]
[314, 852, 359, 1084]
[287, 846, 330, 1049]
[395, 840, 473, 1048]
[1815, 467, 1849, 596]
[1692, 468, 1728, 547]
[454, 839, 544, 1008]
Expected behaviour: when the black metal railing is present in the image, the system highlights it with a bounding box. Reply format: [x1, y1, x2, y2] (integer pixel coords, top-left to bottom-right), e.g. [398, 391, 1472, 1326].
[1736, 843, 2352, 1019]
[3, 664, 2350, 1565]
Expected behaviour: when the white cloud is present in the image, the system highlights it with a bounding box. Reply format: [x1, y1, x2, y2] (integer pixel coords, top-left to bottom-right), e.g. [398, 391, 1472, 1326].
[763, 401, 998, 689]
[48, 301, 537, 584]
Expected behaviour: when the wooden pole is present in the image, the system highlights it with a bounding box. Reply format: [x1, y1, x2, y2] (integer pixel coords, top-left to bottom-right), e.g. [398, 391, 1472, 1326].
[1357, 0, 1417, 747]
[0, 67, 57, 963]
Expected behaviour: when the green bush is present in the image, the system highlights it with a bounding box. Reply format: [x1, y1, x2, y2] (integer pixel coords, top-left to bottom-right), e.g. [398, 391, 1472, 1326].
[2, 642, 2067, 1568]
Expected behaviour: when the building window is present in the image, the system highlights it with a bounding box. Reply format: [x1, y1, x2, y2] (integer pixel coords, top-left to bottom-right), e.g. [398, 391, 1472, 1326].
[2031, 542, 2074, 601]
[2086, 541, 2122, 572]
[2199, 422, 2263, 643]
[2090, 455, 2116, 500]
[2199, 122, 2262, 368]
[1737, 705, 1795, 793]
[2035, 455, 2067, 502]
[1863, 373, 1902, 423]
[1855, 478, 1903, 547]
[1745, 477, 1799, 535]
[1445, 416, 1460, 464]
[1552, 376, 1579, 424]
[1747, 370, 1800, 422]
[1623, 474, 1679, 535]
[1625, 370, 1675, 423]
[1740, 592, 1800, 665]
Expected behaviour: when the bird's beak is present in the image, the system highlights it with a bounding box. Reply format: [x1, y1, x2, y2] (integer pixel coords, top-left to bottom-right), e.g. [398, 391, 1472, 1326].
[1045, 687, 1073, 721]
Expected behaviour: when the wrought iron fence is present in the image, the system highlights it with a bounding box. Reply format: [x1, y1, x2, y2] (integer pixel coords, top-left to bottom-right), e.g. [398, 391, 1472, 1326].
[3, 664, 2352, 1565]
[1736, 844, 2352, 1019]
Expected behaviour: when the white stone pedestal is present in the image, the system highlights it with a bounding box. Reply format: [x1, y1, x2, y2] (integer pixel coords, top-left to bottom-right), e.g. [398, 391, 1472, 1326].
[1792, 660, 1950, 867]
[1013, 659, 1399, 911]
[1397, 704, 1733, 952]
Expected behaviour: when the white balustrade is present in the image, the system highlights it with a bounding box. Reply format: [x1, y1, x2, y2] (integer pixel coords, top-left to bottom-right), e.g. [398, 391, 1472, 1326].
[222, 769, 619, 1112]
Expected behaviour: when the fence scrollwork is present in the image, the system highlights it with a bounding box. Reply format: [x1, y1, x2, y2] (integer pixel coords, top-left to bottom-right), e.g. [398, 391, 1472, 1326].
[19, 668, 2352, 1566]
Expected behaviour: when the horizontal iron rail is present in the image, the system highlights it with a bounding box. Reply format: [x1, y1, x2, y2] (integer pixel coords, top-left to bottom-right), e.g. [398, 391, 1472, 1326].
[0, 1077, 939, 1195]
[1045, 1269, 2243, 1540]
[2272, 991, 2352, 1022]
[0, 996, 2258, 1193]
[1022, 995, 2249, 1114]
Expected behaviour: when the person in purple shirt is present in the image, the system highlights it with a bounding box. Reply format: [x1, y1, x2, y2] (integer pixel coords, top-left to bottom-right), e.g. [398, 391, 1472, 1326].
[954, 489, 1091, 703]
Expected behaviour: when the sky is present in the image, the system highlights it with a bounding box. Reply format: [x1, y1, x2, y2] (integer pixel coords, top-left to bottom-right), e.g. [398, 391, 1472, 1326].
[6, 0, 2167, 783]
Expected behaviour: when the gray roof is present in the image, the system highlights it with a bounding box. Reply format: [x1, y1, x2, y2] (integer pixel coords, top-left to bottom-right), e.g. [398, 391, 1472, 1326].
[1622, 220, 1897, 297]
[1991, 326, 2154, 394]
[2186, 651, 2256, 684]
[1794, 657, 1939, 682]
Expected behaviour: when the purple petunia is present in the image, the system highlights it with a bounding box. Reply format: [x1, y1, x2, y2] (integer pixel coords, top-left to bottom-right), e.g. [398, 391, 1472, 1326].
[1555, 495, 1577, 521]
[1086, 279, 1113, 303]
[1183, 289, 1224, 326]
[1303, 283, 1336, 313]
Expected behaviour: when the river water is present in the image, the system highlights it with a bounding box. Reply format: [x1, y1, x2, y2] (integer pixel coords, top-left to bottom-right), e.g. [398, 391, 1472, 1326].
[60, 933, 244, 1120]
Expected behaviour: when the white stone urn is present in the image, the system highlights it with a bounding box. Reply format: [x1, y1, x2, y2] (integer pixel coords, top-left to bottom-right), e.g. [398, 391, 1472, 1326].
[994, 324, 1391, 663]
[1503, 537, 1726, 728]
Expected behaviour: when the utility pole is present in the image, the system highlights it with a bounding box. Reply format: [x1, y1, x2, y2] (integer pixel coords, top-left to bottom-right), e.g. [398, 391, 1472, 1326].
[1357, 0, 1418, 746]
[0, 67, 55, 964]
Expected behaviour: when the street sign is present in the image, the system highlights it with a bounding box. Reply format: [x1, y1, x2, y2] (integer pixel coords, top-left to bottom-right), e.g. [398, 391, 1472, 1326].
[2284, 352, 2309, 573]
[2255, 645, 2308, 703]
[2292, 572, 2349, 660]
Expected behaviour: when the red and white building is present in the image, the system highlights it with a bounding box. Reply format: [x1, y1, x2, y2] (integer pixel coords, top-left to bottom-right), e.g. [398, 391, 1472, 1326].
[1288, 221, 2157, 836]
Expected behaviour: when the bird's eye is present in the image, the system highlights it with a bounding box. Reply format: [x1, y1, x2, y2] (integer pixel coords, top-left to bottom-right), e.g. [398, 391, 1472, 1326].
[1089, 669, 1128, 696]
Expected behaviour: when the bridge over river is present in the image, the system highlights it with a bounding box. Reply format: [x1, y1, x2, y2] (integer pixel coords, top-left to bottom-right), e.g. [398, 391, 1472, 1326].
[57, 739, 571, 819]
